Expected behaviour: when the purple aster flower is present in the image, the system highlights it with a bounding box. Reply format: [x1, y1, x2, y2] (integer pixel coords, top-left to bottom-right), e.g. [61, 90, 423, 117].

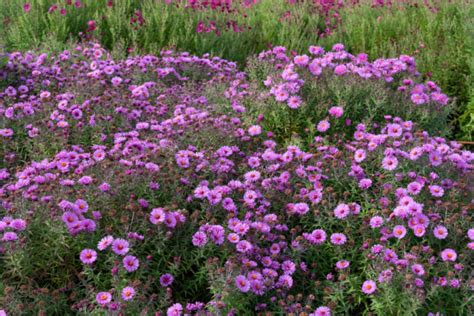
[160, 273, 174, 287]
[97, 235, 114, 251]
[330, 233, 347, 245]
[192, 231, 208, 247]
[392, 225, 407, 239]
[80, 248, 97, 265]
[362, 280, 377, 294]
[440, 248, 457, 262]
[96, 292, 112, 305]
[111, 238, 129, 256]
[121, 286, 135, 301]
[334, 203, 350, 219]
[433, 225, 448, 239]
[123, 255, 139, 272]
[235, 275, 250, 292]
[167, 303, 183, 316]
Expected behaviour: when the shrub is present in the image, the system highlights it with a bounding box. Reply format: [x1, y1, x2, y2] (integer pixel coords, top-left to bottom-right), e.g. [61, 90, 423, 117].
[0, 45, 473, 315]
[244, 44, 452, 146]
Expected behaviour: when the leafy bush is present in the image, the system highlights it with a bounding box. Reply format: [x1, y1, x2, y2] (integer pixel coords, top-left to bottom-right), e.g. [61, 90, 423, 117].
[0, 45, 473, 315]
[0, 0, 471, 139]
[244, 44, 452, 146]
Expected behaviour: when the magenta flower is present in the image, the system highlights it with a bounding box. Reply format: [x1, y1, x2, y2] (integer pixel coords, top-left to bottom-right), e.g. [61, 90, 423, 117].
[167, 303, 183, 316]
[80, 249, 97, 265]
[411, 264, 425, 276]
[192, 231, 208, 247]
[334, 64, 347, 76]
[382, 156, 398, 171]
[150, 208, 166, 225]
[160, 273, 174, 287]
[335, 260, 350, 270]
[330, 233, 347, 245]
[334, 203, 350, 219]
[433, 225, 448, 239]
[316, 120, 330, 132]
[429, 185, 444, 197]
[248, 125, 262, 136]
[121, 286, 135, 301]
[235, 275, 250, 292]
[96, 292, 112, 305]
[362, 280, 377, 294]
[392, 225, 407, 239]
[123, 255, 139, 272]
[111, 238, 129, 256]
[328, 106, 344, 118]
[97, 235, 114, 251]
[440, 248, 457, 262]
[312, 306, 332, 316]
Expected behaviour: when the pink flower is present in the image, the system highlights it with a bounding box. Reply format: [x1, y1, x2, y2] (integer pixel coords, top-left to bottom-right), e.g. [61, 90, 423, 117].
[382, 156, 398, 171]
[123, 255, 139, 272]
[330, 233, 347, 245]
[429, 185, 444, 197]
[80, 249, 97, 265]
[150, 208, 166, 225]
[97, 235, 114, 250]
[392, 225, 407, 239]
[440, 248, 457, 262]
[235, 275, 250, 292]
[370, 216, 384, 228]
[96, 292, 112, 305]
[328, 106, 344, 118]
[248, 125, 262, 136]
[160, 273, 174, 287]
[121, 286, 135, 301]
[362, 280, 377, 294]
[287, 96, 302, 109]
[317, 120, 330, 132]
[111, 238, 129, 256]
[312, 306, 332, 316]
[23, 3, 31, 13]
[433, 225, 448, 239]
[334, 203, 350, 219]
[334, 64, 347, 76]
[192, 231, 207, 247]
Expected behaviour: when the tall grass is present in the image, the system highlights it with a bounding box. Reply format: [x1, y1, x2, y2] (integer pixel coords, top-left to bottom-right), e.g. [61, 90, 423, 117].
[0, 0, 472, 139]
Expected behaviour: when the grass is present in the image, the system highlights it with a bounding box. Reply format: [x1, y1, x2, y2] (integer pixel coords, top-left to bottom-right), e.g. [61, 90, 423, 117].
[0, 0, 472, 139]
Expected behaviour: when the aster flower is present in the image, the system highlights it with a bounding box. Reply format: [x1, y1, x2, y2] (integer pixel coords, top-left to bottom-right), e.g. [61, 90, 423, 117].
[111, 238, 129, 256]
[235, 275, 250, 292]
[317, 120, 330, 132]
[167, 303, 183, 316]
[150, 207, 166, 225]
[96, 292, 112, 305]
[330, 233, 347, 245]
[192, 231, 208, 247]
[433, 225, 448, 239]
[362, 280, 377, 294]
[440, 248, 457, 262]
[392, 225, 407, 239]
[334, 203, 350, 219]
[80, 249, 97, 265]
[311, 306, 332, 316]
[122, 255, 139, 272]
[97, 235, 114, 251]
[411, 264, 425, 276]
[160, 273, 174, 287]
[336, 260, 350, 270]
[121, 286, 135, 301]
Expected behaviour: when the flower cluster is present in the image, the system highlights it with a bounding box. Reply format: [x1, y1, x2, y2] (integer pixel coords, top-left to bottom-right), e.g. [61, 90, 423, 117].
[0, 43, 471, 315]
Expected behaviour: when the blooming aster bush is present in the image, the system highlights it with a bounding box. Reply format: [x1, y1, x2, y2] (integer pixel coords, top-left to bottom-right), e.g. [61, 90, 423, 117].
[244, 43, 453, 145]
[0, 44, 473, 315]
